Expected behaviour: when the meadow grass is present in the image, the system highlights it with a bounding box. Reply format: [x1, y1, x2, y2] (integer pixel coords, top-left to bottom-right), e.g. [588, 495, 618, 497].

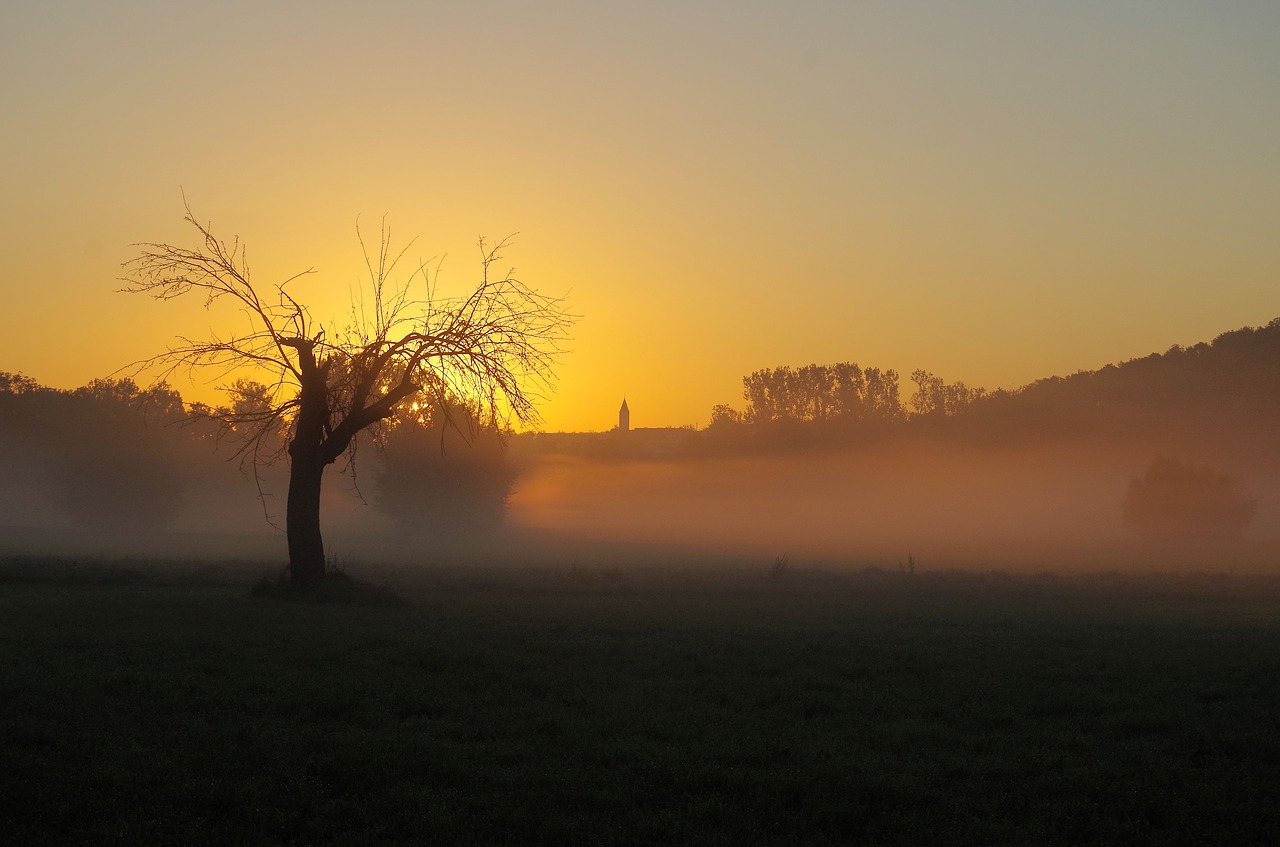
[2, 557, 1279, 845]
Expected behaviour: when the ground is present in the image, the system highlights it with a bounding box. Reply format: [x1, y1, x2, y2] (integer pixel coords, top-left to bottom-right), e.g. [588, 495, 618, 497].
[2, 557, 1279, 845]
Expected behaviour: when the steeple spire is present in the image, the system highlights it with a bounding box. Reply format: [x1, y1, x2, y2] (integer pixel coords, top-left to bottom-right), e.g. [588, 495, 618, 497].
[618, 398, 630, 432]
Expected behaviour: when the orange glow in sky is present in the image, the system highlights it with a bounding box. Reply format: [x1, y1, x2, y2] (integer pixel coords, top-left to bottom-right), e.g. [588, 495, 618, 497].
[2, 3, 1278, 432]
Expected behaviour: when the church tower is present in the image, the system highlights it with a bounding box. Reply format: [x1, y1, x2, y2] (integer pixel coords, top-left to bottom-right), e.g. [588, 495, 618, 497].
[618, 398, 630, 432]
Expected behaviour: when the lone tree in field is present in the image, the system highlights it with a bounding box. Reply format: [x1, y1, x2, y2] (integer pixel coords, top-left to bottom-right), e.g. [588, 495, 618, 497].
[123, 205, 570, 584]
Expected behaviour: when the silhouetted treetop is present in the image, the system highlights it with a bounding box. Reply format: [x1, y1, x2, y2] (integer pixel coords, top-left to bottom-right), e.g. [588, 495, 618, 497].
[0, 371, 41, 395]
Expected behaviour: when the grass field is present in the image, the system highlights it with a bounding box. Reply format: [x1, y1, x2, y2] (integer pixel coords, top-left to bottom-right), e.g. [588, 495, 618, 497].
[2, 556, 1279, 845]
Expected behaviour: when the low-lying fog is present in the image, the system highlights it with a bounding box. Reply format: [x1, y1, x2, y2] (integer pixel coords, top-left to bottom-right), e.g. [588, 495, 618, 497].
[3, 434, 1275, 574]
[506, 440, 1278, 572]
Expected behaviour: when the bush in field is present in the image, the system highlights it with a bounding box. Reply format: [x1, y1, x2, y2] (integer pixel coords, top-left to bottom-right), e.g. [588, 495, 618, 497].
[1122, 457, 1255, 541]
[373, 401, 518, 545]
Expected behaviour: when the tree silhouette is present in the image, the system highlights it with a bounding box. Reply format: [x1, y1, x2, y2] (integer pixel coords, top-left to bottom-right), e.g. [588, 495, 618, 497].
[123, 205, 570, 584]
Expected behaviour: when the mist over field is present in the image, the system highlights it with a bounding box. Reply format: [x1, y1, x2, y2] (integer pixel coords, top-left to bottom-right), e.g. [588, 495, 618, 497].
[506, 439, 1275, 573]
[2, 419, 1273, 576]
[0, 434, 1269, 572]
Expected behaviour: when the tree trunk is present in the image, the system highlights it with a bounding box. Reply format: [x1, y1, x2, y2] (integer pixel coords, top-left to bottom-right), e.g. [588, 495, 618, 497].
[287, 451, 327, 585]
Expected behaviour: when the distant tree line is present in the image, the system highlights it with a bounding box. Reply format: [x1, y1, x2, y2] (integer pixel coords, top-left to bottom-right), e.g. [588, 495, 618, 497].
[0, 372, 515, 539]
[716, 363, 905, 426]
[701, 319, 1280, 453]
[955, 319, 1280, 445]
[703, 362, 983, 451]
[0, 375, 193, 532]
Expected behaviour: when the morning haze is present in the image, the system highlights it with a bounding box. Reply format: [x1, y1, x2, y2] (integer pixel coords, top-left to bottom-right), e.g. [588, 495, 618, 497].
[3, 2, 1280, 844]
[3, 322, 1276, 571]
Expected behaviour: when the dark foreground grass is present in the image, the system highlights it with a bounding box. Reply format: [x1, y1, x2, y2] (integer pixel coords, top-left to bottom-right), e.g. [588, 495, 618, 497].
[2, 559, 1279, 845]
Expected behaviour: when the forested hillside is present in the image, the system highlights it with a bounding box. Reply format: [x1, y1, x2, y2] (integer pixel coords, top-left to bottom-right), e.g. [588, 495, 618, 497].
[701, 319, 1280, 455]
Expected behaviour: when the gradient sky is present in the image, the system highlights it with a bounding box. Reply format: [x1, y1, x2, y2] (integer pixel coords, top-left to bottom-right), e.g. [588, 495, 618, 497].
[3, 1, 1278, 432]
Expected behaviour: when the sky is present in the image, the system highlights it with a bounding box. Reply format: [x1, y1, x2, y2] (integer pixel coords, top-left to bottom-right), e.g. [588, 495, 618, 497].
[2, 1, 1278, 432]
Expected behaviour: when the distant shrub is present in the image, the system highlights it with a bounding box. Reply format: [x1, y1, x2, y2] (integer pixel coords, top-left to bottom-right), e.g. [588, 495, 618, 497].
[1122, 457, 1256, 541]
[373, 408, 517, 546]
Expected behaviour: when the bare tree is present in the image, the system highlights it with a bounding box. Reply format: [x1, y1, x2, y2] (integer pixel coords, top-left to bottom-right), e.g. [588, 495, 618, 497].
[122, 204, 571, 584]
